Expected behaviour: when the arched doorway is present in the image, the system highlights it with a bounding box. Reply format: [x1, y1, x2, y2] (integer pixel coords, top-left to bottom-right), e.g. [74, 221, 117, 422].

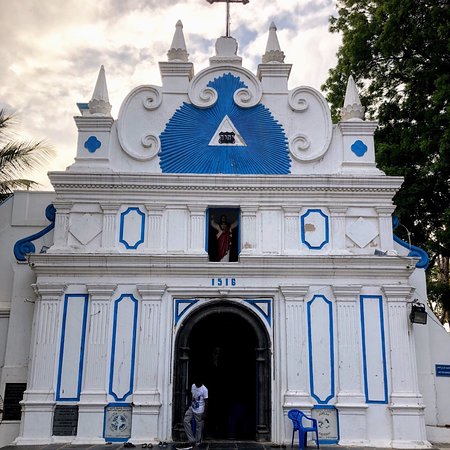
[172, 301, 271, 442]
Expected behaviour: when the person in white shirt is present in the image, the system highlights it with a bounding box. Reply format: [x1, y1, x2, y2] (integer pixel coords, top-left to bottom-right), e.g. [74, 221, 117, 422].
[182, 378, 209, 448]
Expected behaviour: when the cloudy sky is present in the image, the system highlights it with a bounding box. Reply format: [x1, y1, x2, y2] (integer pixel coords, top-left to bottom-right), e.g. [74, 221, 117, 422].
[0, 0, 341, 190]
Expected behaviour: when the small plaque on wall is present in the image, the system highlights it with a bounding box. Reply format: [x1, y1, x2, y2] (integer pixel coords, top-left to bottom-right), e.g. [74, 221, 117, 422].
[312, 406, 339, 444]
[104, 404, 132, 441]
[52, 405, 79, 436]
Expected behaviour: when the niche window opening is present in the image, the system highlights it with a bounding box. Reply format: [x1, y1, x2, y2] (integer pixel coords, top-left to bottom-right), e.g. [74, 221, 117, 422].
[206, 207, 240, 262]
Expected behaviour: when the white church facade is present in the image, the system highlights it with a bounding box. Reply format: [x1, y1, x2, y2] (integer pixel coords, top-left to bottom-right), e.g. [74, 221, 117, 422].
[1, 19, 450, 448]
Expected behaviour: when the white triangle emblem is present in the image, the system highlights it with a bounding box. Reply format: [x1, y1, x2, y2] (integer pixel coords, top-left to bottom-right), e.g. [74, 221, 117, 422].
[208, 115, 246, 146]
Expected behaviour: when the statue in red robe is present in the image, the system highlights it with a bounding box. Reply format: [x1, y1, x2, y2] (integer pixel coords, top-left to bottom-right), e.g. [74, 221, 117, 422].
[210, 215, 238, 262]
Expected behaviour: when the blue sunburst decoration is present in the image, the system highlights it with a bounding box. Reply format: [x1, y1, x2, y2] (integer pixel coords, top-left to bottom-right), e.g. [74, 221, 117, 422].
[159, 73, 290, 174]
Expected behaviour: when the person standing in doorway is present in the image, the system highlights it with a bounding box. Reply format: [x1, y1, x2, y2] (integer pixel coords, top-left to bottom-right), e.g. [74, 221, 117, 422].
[181, 378, 208, 448]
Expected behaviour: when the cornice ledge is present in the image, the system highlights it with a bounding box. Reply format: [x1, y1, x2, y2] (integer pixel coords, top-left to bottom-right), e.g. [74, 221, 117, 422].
[48, 171, 404, 193]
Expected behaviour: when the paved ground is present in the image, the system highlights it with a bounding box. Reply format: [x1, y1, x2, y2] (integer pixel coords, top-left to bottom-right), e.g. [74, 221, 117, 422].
[1, 442, 449, 450]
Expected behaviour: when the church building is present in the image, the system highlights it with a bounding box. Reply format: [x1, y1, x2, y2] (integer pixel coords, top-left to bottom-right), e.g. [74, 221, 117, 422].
[1, 14, 450, 448]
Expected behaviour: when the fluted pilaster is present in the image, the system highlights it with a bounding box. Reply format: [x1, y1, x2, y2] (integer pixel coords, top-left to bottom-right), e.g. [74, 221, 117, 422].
[280, 286, 311, 406]
[145, 204, 165, 252]
[83, 284, 117, 394]
[240, 206, 258, 254]
[282, 207, 300, 254]
[188, 206, 207, 254]
[100, 204, 120, 249]
[329, 207, 348, 254]
[52, 202, 72, 249]
[376, 206, 395, 252]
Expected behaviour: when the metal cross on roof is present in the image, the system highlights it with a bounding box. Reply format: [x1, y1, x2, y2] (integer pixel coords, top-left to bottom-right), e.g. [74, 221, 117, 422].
[206, 0, 250, 37]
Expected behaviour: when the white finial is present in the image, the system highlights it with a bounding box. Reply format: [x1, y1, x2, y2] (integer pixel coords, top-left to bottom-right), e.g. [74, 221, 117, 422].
[341, 75, 365, 121]
[262, 22, 285, 63]
[168, 20, 189, 62]
[88, 65, 112, 116]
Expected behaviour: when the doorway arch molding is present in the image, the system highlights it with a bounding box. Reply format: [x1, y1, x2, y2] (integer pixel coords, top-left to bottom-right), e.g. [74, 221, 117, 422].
[174, 296, 273, 330]
[172, 298, 272, 442]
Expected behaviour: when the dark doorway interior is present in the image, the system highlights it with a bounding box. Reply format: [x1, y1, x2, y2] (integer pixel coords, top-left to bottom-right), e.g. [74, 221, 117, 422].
[172, 303, 271, 442]
[190, 312, 256, 440]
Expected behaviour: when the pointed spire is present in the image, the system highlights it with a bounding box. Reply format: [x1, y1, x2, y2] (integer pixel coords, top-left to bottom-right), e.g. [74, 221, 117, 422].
[88, 65, 112, 116]
[262, 22, 285, 63]
[167, 20, 189, 62]
[340, 75, 365, 121]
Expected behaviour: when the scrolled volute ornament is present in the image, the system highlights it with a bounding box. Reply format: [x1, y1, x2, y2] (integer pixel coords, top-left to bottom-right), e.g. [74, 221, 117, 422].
[233, 87, 258, 108]
[142, 86, 162, 110]
[288, 87, 310, 112]
[139, 134, 160, 160]
[290, 133, 316, 161]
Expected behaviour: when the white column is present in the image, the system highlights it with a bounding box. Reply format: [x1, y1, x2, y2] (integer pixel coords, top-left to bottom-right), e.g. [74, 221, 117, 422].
[282, 207, 300, 254]
[132, 284, 166, 442]
[333, 285, 367, 445]
[376, 206, 395, 252]
[240, 205, 258, 255]
[52, 202, 72, 250]
[188, 205, 207, 255]
[280, 286, 311, 407]
[100, 203, 120, 250]
[17, 283, 66, 444]
[329, 207, 348, 254]
[382, 286, 429, 447]
[145, 204, 165, 253]
[74, 284, 117, 444]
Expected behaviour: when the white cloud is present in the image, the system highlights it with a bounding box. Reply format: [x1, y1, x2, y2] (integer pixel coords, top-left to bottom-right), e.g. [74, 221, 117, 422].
[0, 0, 341, 190]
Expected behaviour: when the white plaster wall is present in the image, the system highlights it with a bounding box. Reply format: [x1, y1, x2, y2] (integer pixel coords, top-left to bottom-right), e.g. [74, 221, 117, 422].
[0, 191, 55, 447]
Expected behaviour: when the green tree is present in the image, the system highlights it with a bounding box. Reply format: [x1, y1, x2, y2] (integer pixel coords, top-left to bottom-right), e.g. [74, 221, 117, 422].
[0, 109, 54, 201]
[322, 0, 450, 324]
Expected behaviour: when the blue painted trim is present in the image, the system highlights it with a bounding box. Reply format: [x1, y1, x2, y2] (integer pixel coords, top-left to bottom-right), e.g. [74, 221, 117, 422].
[109, 295, 138, 401]
[56, 294, 89, 401]
[300, 209, 329, 250]
[307, 295, 335, 404]
[313, 405, 340, 445]
[205, 208, 210, 252]
[84, 135, 101, 153]
[159, 73, 290, 174]
[174, 299, 199, 325]
[237, 209, 241, 255]
[244, 299, 271, 326]
[103, 402, 132, 443]
[119, 207, 146, 250]
[360, 295, 389, 404]
[392, 217, 429, 268]
[13, 204, 56, 261]
[351, 140, 367, 157]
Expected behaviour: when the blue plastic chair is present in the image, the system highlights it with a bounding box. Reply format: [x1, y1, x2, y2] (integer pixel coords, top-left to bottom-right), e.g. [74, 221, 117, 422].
[287, 409, 319, 450]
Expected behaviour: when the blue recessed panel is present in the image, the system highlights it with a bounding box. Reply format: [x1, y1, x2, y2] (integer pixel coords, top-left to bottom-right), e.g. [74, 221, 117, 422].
[244, 299, 272, 326]
[174, 299, 199, 325]
[109, 294, 138, 402]
[301, 209, 329, 250]
[307, 295, 335, 404]
[56, 294, 89, 401]
[84, 135, 102, 153]
[351, 140, 367, 157]
[159, 73, 290, 174]
[119, 207, 145, 250]
[360, 295, 388, 404]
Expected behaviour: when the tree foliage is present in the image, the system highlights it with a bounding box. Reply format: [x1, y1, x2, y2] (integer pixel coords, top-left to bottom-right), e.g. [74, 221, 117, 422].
[0, 109, 54, 201]
[322, 0, 450, 323]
